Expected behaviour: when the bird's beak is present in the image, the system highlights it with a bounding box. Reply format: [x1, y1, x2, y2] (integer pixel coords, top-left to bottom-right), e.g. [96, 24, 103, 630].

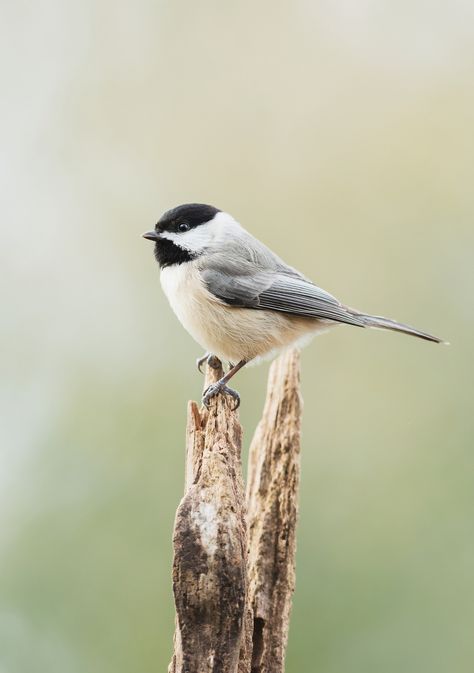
[142, 230, 161, 241]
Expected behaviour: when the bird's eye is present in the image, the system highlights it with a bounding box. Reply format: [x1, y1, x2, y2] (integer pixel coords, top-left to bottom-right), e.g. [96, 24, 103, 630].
[178, 222, 190, 232]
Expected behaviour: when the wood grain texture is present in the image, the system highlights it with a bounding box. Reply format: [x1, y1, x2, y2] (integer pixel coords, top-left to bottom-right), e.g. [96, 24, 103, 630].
[169, 362, 247, 673]
[169, 349, 302, 673]
[244, 349, 302, 673]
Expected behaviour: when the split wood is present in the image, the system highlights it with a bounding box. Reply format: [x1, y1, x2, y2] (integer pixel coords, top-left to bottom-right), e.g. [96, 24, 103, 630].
[168, 348, 302, 673]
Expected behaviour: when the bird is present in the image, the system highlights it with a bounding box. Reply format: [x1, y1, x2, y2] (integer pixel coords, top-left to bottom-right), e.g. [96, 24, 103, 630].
[143, 203, 443, 409]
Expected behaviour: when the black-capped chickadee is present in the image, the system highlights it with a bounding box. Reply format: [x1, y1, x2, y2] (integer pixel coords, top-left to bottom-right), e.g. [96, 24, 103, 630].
[143, 203, 443, 408]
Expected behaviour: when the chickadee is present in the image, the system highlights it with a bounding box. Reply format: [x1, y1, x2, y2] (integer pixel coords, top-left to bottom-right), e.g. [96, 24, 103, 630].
[143, 203, 443, 409]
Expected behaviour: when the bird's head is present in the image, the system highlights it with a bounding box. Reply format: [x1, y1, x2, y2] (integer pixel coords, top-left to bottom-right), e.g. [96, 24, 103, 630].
[142, 203, 235, 268]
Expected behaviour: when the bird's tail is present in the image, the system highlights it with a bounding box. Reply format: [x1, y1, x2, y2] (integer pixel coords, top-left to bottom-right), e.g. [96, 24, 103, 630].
[348, 310, 445, 344]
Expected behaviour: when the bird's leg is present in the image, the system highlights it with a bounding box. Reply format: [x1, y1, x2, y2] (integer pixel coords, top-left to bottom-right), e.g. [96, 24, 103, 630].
[202, 360, 247, 410]
[196, 352, 221, 373]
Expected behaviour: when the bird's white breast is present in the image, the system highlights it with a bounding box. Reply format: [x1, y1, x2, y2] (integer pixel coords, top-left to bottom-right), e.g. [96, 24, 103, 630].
[160, 260, 330, 363]
[160, 262, 222, 352]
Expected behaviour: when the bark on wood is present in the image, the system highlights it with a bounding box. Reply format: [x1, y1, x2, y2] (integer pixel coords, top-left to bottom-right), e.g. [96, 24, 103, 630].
[168, 361, 247, 673]
[169, 349, 302, 673]
[244, 349, 302, 673]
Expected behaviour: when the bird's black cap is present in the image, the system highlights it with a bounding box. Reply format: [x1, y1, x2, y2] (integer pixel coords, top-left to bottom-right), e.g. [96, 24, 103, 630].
[157, 203, 221, 232]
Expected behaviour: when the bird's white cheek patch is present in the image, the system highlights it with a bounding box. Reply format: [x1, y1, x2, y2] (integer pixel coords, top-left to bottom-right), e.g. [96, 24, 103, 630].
[161, 221, 218, 253]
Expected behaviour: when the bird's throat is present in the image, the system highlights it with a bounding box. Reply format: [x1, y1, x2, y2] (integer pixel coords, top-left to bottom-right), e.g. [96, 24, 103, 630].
[154, 238, 196, 268]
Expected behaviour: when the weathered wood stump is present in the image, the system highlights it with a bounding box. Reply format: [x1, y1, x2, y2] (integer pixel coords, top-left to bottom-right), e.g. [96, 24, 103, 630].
[169, 349, 302, 673]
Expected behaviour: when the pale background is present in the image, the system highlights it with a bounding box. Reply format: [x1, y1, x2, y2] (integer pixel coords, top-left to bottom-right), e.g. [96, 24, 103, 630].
[1, 1, 474, 672]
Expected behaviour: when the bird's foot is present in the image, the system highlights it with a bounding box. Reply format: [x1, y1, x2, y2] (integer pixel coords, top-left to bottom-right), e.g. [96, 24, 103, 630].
[196, 353, 221, 374]
[202, 380, 241, 410]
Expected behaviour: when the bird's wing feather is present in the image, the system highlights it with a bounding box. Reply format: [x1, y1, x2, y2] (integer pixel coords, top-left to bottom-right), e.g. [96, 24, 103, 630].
[257, 276, 365, 326]
[200, 240, 365, 327]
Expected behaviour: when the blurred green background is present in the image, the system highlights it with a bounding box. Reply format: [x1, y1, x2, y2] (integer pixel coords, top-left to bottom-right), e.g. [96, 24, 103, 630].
[1, 1, 473, 671]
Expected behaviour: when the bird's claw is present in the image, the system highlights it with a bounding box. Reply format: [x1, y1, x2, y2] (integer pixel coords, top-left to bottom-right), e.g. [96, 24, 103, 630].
[196, 353, 221, 374]
[202, 381, 241, 410]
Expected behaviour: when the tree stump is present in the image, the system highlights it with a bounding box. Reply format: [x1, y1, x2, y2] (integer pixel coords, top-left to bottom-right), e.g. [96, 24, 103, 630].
[169, 349, 302, 673]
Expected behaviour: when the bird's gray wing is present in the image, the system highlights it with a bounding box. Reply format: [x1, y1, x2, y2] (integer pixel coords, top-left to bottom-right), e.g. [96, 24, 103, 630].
[257, 275, 365, 326]
[200, 242, 365, 327]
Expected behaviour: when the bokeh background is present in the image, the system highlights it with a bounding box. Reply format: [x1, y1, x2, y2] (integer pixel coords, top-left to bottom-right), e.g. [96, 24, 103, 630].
[1, 1, 474, 671]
